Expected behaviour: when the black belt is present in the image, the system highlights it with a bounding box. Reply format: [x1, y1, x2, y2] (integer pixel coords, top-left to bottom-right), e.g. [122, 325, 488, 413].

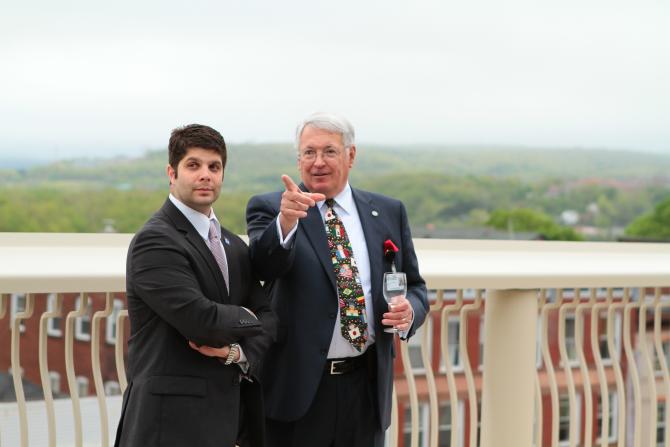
[325, 348, 372, 375]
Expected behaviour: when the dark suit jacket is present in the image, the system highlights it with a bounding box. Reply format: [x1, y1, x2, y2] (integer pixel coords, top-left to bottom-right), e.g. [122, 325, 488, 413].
[246, 185, 428, 430]
[115, 199, 277, 447]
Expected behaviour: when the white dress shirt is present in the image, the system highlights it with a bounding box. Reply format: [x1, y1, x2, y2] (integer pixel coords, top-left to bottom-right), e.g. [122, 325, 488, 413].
[277, 184, 376, 358]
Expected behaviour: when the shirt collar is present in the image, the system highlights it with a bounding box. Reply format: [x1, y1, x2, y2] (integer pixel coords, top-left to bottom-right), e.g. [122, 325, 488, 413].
[169, 193, 220, 240]
[317, 183, 354, 216]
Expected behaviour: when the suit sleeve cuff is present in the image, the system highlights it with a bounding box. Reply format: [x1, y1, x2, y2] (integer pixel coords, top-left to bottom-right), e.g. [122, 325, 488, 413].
[276, 213, 298, 248]
[398, 304, 416, 340]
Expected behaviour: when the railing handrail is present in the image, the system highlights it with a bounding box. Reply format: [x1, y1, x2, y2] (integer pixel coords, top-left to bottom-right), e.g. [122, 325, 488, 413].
[1, 233, 133, 293]
[1, 233, 669, 293]
[414, 238, 670, 289]
[1, 232, 669, 447]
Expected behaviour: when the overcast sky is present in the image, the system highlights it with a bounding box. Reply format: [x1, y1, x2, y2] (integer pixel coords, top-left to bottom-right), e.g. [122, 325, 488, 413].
[1, 0, 668, 160]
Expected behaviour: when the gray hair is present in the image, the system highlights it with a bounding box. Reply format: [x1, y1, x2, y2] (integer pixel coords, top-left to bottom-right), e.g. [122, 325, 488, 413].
[295, 112, 356, 150]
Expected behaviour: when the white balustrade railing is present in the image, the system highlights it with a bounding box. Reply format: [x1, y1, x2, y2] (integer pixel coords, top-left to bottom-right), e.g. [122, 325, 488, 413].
[1, 233, 669, 446]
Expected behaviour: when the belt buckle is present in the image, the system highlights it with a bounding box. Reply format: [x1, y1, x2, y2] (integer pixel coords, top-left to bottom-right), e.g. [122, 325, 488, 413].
[330, 360, 345, 375]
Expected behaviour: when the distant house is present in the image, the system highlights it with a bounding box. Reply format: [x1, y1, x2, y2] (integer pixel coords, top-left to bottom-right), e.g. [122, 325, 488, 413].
[0, 372, 44, 402]
[0, 292, 127, 403]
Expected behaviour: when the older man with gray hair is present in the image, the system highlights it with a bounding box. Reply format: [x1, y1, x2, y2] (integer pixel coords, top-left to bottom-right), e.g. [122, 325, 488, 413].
[246, 112, 429, 446]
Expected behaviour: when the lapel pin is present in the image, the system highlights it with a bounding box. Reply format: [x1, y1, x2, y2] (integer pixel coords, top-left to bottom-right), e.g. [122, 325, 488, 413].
[371, 210, 379, 217]
[224, 237, 231, 245]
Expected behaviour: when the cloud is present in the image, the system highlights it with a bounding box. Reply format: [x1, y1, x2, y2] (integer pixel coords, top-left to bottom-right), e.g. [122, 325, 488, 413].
[0, 0, 668, 158]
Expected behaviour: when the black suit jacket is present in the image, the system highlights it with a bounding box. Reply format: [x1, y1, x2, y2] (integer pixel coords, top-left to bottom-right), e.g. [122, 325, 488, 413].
[115, 199, 277, 447]
[246, 186, 428, 430]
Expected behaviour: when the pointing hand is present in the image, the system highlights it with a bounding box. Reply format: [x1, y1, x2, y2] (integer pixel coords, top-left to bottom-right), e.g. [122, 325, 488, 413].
[278, 175, 325, 237]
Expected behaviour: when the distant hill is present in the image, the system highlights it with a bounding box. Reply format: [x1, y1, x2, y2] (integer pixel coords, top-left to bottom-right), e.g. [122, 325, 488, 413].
[0, 157, 50, 170]
[1, 144, 669, 192]
[1, 144, 668, 237]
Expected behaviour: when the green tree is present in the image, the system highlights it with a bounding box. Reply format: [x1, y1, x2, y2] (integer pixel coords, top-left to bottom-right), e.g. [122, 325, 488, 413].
[625, 196, 670, 240]
[0, 188, 251, 234]
[486, 208, 583, 241]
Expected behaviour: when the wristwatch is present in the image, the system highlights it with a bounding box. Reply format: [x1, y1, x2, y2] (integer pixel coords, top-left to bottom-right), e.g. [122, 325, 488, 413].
[225, 343, 240, 365]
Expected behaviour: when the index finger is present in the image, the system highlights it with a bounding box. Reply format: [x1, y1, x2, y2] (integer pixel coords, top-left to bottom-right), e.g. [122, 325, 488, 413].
[281, 174, 300, 192]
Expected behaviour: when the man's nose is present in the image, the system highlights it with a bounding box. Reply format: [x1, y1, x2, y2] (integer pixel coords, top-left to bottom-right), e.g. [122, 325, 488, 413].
[198, 167, 212, 180]
[313, 152, 327, 165]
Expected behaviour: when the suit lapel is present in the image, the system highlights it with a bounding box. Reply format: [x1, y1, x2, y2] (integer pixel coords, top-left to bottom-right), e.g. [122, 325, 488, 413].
[161, 199, 230, 303]
[300, 205, 337, 291]
[298, 183, 337, 291]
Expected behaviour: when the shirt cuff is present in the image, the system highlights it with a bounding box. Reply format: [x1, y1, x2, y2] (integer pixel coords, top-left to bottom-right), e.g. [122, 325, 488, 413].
[241, 306, 257, 320]
[236, 346, 249, 374]
[276, 213, 298, 248]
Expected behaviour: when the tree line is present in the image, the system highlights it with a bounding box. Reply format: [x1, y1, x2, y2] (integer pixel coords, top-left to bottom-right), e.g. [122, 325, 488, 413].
[1, 171, 668, 240]
[1, 145, 669, 240]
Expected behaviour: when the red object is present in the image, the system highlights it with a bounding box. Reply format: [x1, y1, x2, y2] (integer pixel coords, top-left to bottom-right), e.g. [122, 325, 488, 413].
[384, 239, 399, 258]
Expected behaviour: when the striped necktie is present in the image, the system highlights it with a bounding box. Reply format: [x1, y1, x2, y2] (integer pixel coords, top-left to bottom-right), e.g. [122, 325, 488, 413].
[208, 219, 229, 292]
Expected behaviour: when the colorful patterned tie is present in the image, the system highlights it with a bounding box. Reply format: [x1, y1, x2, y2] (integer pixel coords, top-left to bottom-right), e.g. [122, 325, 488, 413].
[324, 199, 367, 351]
[208, 219, 229, 292]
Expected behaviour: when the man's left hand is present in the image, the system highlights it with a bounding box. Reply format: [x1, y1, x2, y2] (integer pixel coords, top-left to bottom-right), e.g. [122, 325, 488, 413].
[381, 296, 414, 332]
[188, 341, 239, 361]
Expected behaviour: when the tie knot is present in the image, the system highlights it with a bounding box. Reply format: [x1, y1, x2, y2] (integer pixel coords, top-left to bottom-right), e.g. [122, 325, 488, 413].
[325, 198, 336, 209]
[208, 219, 219, 241]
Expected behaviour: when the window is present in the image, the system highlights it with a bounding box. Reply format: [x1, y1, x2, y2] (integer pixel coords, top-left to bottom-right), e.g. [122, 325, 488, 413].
[408, 319, 431, 374]
[536, 316, 543, 369]
[559, 394, 581, 446]
[407, 318, 433, 374]
[49, 371, 61, 395]
[403, 404, 430, 447]
[104, 380, 121, 396]
[74, 296, 92, 342]
[563, 314, 579, 367]
[439, 404, 453, 447]
[558, 396, 570, 444]
[438, 401, 465, 447]
[46, 294, 62, 337]
[658, 402, 667, 447]
[596, 392, 618, 443]
[76, 376, 89, 397]
[462, 288, 477, 300]
[476, 401, 482, 447]
[106, 299, 124, 344]
[598, 311, 622, 364]
[440, 317, 463, 372]
[10, 293, 26, 333]
[658, 341, 670, 374]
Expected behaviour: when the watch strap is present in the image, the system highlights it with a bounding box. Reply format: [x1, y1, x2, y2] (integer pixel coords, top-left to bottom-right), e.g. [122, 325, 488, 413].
[224, 343, 240, 365]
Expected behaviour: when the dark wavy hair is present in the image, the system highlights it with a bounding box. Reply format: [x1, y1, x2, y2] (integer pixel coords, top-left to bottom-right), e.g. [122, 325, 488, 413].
[168, 124, 227, 171]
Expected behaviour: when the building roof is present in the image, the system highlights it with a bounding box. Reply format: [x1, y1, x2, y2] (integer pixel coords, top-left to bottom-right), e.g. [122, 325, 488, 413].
[0, 372, 44, 402]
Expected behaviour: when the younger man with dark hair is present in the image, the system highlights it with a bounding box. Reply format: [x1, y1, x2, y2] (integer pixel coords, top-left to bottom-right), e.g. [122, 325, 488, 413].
[114, 124, 276, 447]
